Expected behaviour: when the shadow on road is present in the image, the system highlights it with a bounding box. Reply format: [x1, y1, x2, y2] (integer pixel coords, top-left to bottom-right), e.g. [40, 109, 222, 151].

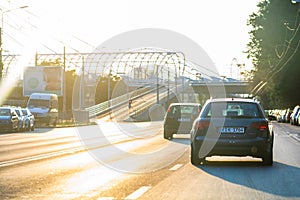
[196, 161, 300, 198]
[0, 127, 56, 135]
[170, 134, 191, 145]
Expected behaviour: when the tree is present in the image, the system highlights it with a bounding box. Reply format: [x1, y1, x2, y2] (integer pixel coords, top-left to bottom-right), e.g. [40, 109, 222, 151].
[95, 74, 127, 104]
[247, 0, 300, 108]
[65, 70, 77, 111]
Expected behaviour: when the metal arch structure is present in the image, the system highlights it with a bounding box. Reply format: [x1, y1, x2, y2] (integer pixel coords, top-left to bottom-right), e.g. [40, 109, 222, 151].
[1, 54, 21, 79]
[2, 51, 218, 84]
[31, 51, 189, 108]
[32, 51, 185, 77]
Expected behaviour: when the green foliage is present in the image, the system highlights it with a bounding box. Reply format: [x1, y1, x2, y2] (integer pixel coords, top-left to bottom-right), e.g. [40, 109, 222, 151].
[38, 58, 63, 67]
[65, 70, 77, 111]
[95, 74, 127, 104]
[247, 0, 300, 108]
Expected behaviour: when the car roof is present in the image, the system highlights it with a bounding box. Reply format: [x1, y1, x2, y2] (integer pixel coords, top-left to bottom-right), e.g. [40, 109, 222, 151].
[207, 98, 259, 104]
[169, 103, 201, 106]
[12, 107, 22, 110]
[0, 106, 14, 110]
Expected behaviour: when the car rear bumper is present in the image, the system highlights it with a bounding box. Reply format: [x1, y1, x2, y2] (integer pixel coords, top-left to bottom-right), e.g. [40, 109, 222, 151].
[192, 136, 269, 157]
[164, 125, 191, 134]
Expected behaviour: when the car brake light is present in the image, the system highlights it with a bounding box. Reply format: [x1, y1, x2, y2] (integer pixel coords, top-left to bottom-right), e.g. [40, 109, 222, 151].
[196, 120, 210, 130]
[250, 121, 268, 131]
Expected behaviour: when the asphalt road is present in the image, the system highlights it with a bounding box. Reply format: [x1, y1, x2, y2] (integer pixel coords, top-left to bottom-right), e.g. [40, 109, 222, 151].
[0, 121, 299, 200]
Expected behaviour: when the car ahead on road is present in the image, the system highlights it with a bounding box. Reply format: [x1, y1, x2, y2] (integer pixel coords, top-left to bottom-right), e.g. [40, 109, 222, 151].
[290, 105, 300, 125]
[14, 107, 26, 131]
[190, 98, 274, 165]
[0, 107, 20, 132]
[296, 110, 300, 126]
[21, 108, 35, 131]
[163, 103, 202, 139]
[285, 109, 292, 123]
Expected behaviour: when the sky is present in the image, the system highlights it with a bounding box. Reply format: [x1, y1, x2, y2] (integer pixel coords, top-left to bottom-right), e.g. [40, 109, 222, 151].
[0, 0, 260, 78]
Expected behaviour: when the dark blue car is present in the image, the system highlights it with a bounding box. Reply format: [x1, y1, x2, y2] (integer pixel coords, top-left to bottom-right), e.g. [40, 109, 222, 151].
[0, 107, 20, 132]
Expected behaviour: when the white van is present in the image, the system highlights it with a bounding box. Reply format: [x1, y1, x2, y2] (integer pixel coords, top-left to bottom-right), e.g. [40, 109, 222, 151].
[27, 93, 58, 126]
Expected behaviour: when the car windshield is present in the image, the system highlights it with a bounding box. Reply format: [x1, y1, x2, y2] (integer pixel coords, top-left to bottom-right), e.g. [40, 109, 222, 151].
[22, 109, 28, 115]
[202, 102, 261, 118]
[168, 105, 200, 117]
[15, 109, 22, 116]
[0, 109, 11, 116]
[28, 99, 49, 108]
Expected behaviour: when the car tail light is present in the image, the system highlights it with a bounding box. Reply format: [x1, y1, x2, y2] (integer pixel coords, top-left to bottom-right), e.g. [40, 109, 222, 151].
[250, 121, 268, 130]
[249, 121, 268, 137]
[191, 120, 210, 137]
[197, 108, 201, 113]
[196, 120, 210, 130]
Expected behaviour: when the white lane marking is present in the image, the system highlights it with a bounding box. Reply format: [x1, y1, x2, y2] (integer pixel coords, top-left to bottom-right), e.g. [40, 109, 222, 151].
[0, 146, 85, 167]
[169, 164, 183, 171]
[289, 134, 300, 142]
[125, 186, 151, 200]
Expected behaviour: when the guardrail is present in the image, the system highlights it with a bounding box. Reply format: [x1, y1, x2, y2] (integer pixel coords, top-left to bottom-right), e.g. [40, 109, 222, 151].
[85, 86, 156, 118]
[128, 87, 178, 120]
[85, 83, 188, 119]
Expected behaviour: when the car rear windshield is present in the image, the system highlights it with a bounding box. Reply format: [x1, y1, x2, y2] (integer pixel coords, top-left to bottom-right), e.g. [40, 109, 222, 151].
[202, 102, 262, 118]
[168, 105, 200, 116]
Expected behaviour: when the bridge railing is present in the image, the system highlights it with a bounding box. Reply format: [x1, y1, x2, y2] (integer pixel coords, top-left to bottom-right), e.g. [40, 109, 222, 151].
[128, 87, 178, 120]
[85, 86, 155, 118]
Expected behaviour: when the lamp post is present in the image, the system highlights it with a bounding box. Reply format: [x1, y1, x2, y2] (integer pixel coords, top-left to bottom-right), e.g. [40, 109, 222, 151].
[0, 5, 28, 80]
[156, 65, 159, 104]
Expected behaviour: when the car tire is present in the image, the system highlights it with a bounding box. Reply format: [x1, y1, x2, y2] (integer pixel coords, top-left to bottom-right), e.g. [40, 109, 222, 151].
[262, 143, 273, 166]
[191, 144, 203, 165]
[262, 151, 273, 166]
[26, 123, 30, 131]
[163, 130, 173, 140]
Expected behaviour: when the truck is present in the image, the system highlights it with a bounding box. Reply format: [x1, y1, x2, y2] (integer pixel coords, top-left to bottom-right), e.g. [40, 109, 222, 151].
[27, 93, 58, 126]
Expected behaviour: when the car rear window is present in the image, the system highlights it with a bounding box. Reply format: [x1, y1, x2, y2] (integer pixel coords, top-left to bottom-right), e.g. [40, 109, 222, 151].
[168, 105, 200, 116]
[202, 102, 262, 118]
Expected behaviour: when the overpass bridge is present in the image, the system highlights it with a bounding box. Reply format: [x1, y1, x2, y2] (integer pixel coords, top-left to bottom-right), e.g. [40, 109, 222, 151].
[72, 78, 251, 124]
[2, 50, 251, 123]
[189, 79, 250, 97]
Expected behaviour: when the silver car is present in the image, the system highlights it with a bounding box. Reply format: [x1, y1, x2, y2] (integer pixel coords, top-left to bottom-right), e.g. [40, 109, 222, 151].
[21, 108, 35, 131]
[0, 107, 19, 132]
[14, 107, 26, 132]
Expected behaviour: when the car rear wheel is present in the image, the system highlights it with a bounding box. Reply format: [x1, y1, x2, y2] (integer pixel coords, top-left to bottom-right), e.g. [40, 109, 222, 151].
[262, 143, 273, 166]
[163, 130, 173, 140]
[26, 122, 30, 131]
[262, 151, 273, 165]
[191, 144, 204, 165]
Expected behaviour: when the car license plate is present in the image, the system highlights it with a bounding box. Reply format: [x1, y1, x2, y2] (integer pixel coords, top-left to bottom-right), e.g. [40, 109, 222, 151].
[178, 118, 190, 122]
[219, 127, 245, 134]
